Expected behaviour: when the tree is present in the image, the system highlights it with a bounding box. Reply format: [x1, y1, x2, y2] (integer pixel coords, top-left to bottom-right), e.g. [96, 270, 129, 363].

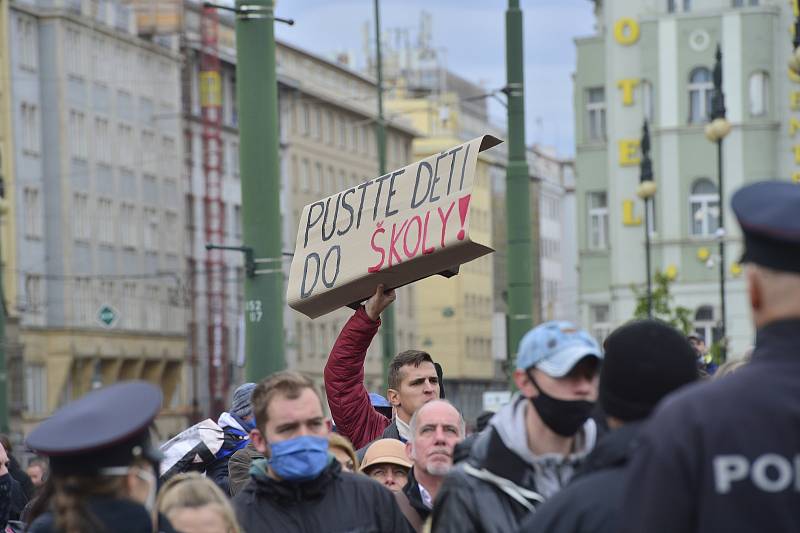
[631, 271, 693, 334]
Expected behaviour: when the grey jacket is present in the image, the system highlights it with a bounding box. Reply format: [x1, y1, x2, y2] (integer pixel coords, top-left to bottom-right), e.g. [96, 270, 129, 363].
[228, 443, 264, 496]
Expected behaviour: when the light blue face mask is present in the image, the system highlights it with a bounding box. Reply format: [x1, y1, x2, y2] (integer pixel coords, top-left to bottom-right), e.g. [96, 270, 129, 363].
[268, 435, 329, 482]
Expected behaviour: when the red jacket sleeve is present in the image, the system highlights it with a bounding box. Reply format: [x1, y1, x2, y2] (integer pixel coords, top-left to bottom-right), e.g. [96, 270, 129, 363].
[324, 307, 390, 450]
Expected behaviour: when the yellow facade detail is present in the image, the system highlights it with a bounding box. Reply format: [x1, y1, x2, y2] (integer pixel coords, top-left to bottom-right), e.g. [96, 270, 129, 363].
[618, 139, 640, 166]
[791, 91, 800, 111]
[617, 79, 640, 106]
[613, 18, 640, 46]
[0, 0, 18, 316]
[621, 199, 642, 226]
[790, 117, 800, 136]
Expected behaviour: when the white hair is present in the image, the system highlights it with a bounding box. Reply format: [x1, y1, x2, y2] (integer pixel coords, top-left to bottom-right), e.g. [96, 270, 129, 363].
[408, 399, 466, 438]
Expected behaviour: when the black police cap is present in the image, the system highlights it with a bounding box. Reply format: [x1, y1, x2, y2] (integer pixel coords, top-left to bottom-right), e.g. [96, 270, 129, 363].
[26, 380, 163, 476]
[731, 180, 800, 274]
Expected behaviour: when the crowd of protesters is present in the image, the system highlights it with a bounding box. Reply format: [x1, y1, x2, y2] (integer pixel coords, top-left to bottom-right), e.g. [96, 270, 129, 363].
[0, 179, 797, 532]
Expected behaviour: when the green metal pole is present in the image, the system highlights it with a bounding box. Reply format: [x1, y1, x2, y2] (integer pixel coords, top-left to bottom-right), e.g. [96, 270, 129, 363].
[236, 0, 285, 381]
[505, 0, 535, 383]
[374, 0, 395, 391]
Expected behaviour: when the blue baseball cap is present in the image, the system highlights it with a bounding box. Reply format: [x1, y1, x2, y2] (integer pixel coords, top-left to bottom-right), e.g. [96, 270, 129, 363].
[516, 321, 603, 377]
[369, 393, 391, 408]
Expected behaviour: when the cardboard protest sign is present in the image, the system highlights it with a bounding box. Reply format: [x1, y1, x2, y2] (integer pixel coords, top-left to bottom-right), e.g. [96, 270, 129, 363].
[287, 134, 503, 319]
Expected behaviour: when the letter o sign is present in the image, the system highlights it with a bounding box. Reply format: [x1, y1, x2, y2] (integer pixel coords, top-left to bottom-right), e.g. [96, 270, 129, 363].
[751, 454, 792, 492]
[614, 18, 640, 46]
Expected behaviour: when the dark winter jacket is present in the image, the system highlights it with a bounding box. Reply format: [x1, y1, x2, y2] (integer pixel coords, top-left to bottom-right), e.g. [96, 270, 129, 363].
[325, 307, 392, 450]
[395, 468, 431, 531]
[26, 498, 176, 533]
[432, 395, 596, 533]
[8, 456, 34, 501]
[7, 473, 27, 522]
[207, 412, 251, 495]
[355, 422, 401, 463]
[232, 457, 414, 533]
[518, 422, 644, 533]
[228, 443, 264, 496]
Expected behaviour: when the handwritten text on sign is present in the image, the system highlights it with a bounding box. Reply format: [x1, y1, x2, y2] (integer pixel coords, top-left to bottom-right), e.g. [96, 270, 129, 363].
[287, 135, 501, 319]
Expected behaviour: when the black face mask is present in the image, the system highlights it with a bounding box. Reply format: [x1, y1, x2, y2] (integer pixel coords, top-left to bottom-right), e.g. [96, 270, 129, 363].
[527, 371, 595, 437]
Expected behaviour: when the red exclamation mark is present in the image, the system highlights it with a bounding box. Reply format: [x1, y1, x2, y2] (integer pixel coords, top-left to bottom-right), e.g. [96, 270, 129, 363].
[457, 194, 471, 240]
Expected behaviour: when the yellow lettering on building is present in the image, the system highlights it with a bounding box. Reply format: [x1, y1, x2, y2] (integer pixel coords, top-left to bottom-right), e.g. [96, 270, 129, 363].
[794, 145, 800, 164]
[622, 199, 642, 226]
[791, 92, 800, 110]
[791, 117, 800, 136]
[613, 18, 640, 46]
[793, 172, 800, 183]
[617, 79, 640, 106]
[618, 139, 640, 166]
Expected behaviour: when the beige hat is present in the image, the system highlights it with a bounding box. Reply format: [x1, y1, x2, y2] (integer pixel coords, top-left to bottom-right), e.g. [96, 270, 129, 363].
[359, 438, 412, 473]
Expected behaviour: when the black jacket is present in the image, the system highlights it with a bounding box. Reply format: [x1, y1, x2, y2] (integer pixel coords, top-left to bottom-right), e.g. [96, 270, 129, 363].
[355, 421, 402, 463]
[232, 457, 414, 533]
[8, 457, 34, 501]
[26, 498, 175, 533]
[432, 427, 545, 533]
[518, 422, 643, 533]
[621, 319, 800, 533]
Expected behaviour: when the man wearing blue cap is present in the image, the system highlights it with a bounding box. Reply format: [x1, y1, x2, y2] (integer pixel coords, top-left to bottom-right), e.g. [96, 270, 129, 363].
[432, 321, 603, 533]
[621, 181, 800, 533]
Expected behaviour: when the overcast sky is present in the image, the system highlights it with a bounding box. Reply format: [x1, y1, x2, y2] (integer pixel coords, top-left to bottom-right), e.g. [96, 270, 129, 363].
[275, 0, 596, 157]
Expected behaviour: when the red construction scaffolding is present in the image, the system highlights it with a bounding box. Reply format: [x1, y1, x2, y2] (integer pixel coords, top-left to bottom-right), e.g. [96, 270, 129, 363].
[199, 5, 228, 417]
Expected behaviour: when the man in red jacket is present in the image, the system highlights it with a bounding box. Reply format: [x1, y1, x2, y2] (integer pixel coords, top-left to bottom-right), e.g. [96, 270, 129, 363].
[325, 285, 440, 450]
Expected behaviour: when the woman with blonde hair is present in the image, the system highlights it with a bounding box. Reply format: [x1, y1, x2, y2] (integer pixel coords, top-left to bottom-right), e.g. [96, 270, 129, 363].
[328, 434, 359, 473]
[157, 473, 241, 533]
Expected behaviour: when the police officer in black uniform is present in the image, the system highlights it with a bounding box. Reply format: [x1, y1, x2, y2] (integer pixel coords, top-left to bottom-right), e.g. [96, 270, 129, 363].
[24, 380, 175, 533]
[620, 180, 800, 533]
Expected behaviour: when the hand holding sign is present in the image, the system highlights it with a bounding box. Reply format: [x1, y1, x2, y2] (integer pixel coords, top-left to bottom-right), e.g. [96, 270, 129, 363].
[365, 284, 396, 321]
[287, 135, 502, 319]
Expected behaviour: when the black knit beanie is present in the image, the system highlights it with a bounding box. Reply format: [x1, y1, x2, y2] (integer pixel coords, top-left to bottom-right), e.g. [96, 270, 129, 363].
[600, 319, 699, 422]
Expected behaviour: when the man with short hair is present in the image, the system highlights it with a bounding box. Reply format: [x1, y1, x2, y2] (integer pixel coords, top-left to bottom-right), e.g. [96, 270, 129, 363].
[432, 321, 603, 533]
[520, 319, 699, 533]
[25, 459, 47, 490]
[397, 400, 464, 531]
[233, 370, 413, 533]
[620, 181, 800, 532]
[326, 285, 441, 450]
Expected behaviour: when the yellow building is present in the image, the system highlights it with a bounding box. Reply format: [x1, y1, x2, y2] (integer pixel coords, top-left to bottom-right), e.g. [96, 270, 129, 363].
[386, 91, 501, 420]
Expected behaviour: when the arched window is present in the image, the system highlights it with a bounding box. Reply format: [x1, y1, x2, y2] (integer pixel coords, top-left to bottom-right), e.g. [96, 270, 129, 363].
[749, 71, 769, 117]
[689, 178, 720, 236]
[694, 305, 719, 345]
[688, 67, 713, 124]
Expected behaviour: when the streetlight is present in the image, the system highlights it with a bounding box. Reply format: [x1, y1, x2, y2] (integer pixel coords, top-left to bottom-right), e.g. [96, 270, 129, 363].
[704, 45, 731, 362]
[637, 119, 656, 318]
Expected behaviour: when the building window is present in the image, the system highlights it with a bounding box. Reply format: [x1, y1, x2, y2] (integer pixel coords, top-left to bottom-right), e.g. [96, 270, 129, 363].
[117, 124, 134, 168]
[339, 117, 347, 149]
[315, 162, 323, 194]
[230, 142, 240, 178]
[733, 0, 759, 6]
[123, 282, 139, 329]
[301, 158, 310, 192]
[668, 0, 692, 12]
[146, 285, 161, 330]
[589, 304, 611, 344]
[121, 203, 137, 247]
[26, 274, 42, 314]
[748, 71, 768, 117]
[98, 198, 114, 244]
[642, 79, 654, 122]
[20, 103, 40, 154]
[302, 103, 310, 136]
[24, 188, 41, 238]
[587, 191, 608, 250]
[74, 277, 92, 324]
[65, 27, 85, 76]
[69, 111, 88, 160]
[95, 118, 111, 162]
[233, 205, 242, 238]
[73, 193, 90, 241]
[688, 67, 713, 124]
[694, 305, 720, 345]
[17, 16, 38, 71]
[143, 208, 158, 250]
[165, 211, 178, 250]
[585, 87, 606, 141]
[689, 178, 720, 237]
[25, 364, 46, 415]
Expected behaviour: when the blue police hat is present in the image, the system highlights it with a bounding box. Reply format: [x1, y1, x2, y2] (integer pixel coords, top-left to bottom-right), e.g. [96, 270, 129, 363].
[26, 380, 163, 476]
[731, 181, 800, 273]
[369, 393, 390, 408]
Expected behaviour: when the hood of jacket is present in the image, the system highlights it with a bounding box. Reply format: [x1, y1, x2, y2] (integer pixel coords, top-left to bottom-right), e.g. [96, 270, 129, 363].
[247, 456, 340, 505]
[573, 421, 643, 480]
[466, 394, 597, 499]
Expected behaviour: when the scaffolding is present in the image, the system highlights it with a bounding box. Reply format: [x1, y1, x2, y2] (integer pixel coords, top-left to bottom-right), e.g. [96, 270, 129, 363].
[199, 5, 228, 417]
